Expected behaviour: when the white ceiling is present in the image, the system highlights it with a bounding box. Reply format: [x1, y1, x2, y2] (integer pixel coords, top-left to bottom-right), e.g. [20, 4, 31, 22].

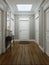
[6, 0, 43, 15]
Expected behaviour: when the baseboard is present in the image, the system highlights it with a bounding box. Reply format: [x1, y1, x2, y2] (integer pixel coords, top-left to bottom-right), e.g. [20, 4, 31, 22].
[33, 40, 39, 46]
[39, 45, 44, 52]
[14, 39, 35, 42]
[46, 52, 49, 56]
[28, 39, 36, 41]
[34, 40, 44, 52]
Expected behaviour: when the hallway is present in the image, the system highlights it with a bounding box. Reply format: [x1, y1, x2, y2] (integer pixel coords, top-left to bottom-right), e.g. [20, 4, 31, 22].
[0, 41, 49, 65]
[0, 0, 49, 65]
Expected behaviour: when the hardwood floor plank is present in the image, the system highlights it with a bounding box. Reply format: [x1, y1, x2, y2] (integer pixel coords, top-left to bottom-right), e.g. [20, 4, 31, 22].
[0, 41, 49, 65]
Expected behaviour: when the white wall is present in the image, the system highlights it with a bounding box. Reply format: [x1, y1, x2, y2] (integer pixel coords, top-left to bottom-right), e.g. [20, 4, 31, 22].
[35, 0, 49, 56]
[45, 9, 49, 56]
[6, 10, 15, 36]
[10, 13, 14, 35]
[30, 15, 35, 40]
[41, 0, 49, 56]
[39, 7, 44, 49]
[14, 15, 35, 40]
[0, 0, 8, 54]
[35, 7, 45, 52]
[35, 12, 39, 44]
[14, 15, 19, 40]
[0, 10, 3, 54]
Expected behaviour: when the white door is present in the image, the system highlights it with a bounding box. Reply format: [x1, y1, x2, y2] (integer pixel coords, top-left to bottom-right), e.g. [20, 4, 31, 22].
[45, 9, 49, 56]
[19, 20, 29, 41]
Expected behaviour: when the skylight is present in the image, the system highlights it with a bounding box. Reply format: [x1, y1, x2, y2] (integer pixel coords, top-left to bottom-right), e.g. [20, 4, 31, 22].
[16, 4, 32, 11]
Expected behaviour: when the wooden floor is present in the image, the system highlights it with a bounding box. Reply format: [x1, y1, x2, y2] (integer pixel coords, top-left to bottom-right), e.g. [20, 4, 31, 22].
[0, 41, 49, 65]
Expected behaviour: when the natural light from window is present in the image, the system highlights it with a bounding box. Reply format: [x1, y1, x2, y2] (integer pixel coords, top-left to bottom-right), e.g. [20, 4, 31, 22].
[16, 4, 32, 11]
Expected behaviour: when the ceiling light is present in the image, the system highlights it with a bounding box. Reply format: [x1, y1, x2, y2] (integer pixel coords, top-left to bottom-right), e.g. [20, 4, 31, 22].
[16, 4, 32, 11]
